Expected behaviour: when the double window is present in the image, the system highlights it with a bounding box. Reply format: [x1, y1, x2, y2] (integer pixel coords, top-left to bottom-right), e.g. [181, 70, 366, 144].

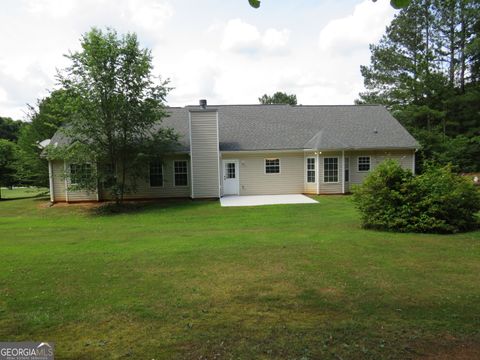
[306, 157, 316, 183]
[70, 163, 92, 185]
[358, 156, 371, 172]
[265, 158, 280, 174]
[323, 157, 339, 183]
[174, 160, 188, 186]
[149, 161, 163, 187]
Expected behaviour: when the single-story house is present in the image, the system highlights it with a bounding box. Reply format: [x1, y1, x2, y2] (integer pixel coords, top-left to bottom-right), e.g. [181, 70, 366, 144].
[46, 101, 418, 202]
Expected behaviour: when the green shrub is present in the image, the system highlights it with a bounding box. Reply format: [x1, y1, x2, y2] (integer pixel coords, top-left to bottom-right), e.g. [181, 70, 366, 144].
[352, 160, 480, 233]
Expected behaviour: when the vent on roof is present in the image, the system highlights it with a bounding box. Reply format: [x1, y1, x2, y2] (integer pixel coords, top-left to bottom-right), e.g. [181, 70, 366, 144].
[199, 99, 207, 109]
[373, 128, 378, 134]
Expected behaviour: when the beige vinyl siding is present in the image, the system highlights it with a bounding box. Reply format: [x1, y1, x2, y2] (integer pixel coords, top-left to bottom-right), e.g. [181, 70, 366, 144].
[222, 152, 304, 195]
[319, 152, 344, 194]
[190, 111, 220, 198]
[65, 162, 98, 202]
[51, 160, 66, 202]
[348, 149, 415, 185]
[120, 155, 191, 200]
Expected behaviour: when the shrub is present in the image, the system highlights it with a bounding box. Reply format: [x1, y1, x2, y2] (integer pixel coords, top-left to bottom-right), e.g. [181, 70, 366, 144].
[352, 160, 480, 233]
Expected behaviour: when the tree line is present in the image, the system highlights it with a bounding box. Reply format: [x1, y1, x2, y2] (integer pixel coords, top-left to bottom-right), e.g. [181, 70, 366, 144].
[357, 0, 480, 172]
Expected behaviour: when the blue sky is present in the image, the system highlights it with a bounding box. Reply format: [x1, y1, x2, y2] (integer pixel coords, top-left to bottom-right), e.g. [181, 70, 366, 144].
[0, 0, 397, 119]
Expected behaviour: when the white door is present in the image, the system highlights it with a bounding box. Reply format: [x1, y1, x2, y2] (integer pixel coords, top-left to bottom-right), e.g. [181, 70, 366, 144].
[223, 160, 239, 195]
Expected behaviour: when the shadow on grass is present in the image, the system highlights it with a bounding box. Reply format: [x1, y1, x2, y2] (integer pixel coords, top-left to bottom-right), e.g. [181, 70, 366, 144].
[90, 198, 216, 217]
[0, 192, 50, 201]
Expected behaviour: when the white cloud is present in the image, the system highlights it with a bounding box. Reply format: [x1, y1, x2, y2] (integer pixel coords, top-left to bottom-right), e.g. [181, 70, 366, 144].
[319, 0, 394, 55]
[0, 0, 174, 119]
[126, 0, 174, 33]
[0, 0, 397, 119]
[262, 28, 291, 53]
[221, 19, 290, 55]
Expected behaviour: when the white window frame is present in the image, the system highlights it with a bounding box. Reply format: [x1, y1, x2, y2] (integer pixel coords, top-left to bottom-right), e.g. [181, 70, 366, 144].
[264, 158, 281, 175]
[69, 163, 92, 186]
[173, 160, 189, 187]
[149, 161, 164, 188]
[306, 157, 316, 183]
[323, 157, 339, 183]
[357, 156, 371, 172]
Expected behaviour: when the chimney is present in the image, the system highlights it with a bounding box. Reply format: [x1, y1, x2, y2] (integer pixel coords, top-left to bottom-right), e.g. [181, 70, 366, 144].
[199, 99, 207, 109]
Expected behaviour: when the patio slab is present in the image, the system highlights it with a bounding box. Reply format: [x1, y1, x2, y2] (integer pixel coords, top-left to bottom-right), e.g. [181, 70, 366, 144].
[220, 194, 318, 207]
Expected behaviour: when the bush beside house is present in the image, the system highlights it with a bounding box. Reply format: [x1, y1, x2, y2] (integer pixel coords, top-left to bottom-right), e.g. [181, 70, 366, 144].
[352, 160, 480, 233]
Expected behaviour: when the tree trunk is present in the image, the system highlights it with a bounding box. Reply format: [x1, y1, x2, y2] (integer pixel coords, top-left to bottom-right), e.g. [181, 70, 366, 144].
[459, 0, 467, 93]
[448, 0, 456, 86]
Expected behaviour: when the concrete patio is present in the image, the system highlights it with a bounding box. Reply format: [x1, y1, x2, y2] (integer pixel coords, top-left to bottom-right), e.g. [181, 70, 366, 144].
[220, 194, 318, 207]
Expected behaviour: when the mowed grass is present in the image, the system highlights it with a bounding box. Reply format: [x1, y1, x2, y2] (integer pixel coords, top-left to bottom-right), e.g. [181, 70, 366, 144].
[0, 195, 479, 359]
[0, 187, 48, 199]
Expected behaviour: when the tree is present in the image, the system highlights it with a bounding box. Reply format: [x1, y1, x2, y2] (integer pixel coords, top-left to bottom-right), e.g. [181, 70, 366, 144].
[49, 28, 178, 203]
[0, 139, 18, 199]
[259, 92, 297, 105]
[249, 0, 411, 10]
[0, 117, 23, 142]
[358, 0, 480, 172]
[14, 90, 73, 186]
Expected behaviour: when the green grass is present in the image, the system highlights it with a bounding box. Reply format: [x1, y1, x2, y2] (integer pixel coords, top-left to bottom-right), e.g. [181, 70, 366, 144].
[0, 187, 49, 199]
[0, 196, 479, 359]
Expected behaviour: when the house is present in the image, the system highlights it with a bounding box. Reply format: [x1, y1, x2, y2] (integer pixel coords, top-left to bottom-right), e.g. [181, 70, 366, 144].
[46, 101, 418, 202]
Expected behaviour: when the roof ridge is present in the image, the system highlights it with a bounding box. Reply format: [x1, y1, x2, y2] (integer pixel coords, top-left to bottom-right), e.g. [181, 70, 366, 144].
[181, 104, 384, 108]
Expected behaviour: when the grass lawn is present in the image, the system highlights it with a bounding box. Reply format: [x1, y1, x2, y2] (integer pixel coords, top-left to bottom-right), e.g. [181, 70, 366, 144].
[0, 196, 479, 359]
[0, 187, 49, 200]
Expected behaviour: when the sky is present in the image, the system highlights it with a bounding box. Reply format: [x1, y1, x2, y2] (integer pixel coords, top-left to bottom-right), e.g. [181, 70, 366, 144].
[0, 0, 397, 120]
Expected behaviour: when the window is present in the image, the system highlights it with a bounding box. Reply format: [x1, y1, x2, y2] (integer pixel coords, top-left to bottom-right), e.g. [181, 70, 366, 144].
[149, 161, 163, 187]
[344, 157, 350, 182]
[226, 162, 236, 179]
[174, 160, 188, 186]
[70, 163, 92, 185]
[265, 158, 280, 174]
[307, 157, 316, 183]
[323, 158, 338, 183]
[358, 156, 371, 172]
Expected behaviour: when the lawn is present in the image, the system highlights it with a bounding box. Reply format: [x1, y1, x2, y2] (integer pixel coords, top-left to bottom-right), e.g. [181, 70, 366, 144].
[0, 195, 479, 359]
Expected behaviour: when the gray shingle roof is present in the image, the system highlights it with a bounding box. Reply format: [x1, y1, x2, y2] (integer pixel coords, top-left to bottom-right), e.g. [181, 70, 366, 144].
[50, 104, 418, 153]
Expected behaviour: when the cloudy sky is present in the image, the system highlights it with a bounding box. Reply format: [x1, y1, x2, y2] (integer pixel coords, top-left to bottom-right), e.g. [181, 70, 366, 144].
[0, 0, 397, 120]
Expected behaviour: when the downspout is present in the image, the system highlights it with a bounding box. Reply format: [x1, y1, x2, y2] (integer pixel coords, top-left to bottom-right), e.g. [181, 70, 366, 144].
[412, 150, 416, 175]
[342, 151, 345, 194]
[64, 160, 69, 203]
[316, 152, 320, 195]
[48, 161, 54, 202]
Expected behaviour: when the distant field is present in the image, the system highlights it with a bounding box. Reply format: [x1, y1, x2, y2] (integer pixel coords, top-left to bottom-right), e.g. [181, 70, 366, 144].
[0, 187, 49, 199]
[0, 195, 479, 359]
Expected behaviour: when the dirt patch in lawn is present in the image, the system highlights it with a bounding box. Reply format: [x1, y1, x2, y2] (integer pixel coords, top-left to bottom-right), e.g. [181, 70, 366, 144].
[416, 339, 480, 359]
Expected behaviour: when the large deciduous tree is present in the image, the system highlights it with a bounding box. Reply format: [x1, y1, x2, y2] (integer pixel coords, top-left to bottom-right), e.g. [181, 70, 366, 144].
[259, 92, 297, 105]
[50, 28, 177, 203]
[15, 90, 73, 186]
[0, 139, 18, 199]
[0, 117, 23, 142]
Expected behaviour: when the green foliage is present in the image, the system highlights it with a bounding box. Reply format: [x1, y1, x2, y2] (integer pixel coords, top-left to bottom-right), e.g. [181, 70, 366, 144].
[0, 117, 23, 142]
[353, 160, 480, 233]
[0, 139, 18, 198]
[51, 28, 178, 203]
[258, 91, 297, 105]
[14, 90, 73, 186]
[248, 0, 260, 9]
[358, 0, 480, 173]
